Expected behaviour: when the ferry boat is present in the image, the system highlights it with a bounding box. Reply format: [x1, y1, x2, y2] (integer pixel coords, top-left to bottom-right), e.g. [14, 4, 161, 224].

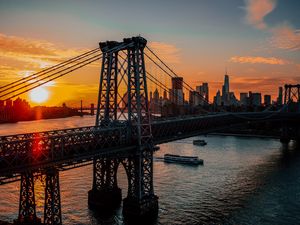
[164, 154, 203, 165]
[193, 139, 207, 146]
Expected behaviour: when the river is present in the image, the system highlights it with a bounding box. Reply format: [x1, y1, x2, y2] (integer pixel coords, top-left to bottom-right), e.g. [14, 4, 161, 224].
[0, 116, 299, 225]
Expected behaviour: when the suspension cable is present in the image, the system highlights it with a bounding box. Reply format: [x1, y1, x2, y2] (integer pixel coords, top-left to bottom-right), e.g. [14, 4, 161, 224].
[0, 48, 100, 92]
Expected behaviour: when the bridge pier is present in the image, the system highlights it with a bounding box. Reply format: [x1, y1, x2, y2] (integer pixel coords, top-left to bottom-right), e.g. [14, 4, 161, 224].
[122, 152, 158, 223]
[88, 158, 122, 212]
[14, 172, 41, 225]
[280, 126, 291, 144]
[44, 168, 62, 225]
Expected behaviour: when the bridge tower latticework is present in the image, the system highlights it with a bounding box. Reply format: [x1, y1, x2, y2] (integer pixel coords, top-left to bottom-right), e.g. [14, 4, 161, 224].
[90, 36, 158, 219]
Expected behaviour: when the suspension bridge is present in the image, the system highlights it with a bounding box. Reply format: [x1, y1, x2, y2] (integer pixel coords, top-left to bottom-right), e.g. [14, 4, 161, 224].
[0, 36, 300, 225]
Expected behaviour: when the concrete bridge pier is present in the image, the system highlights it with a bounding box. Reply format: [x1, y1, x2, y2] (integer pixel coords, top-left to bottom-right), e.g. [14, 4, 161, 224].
[122, 153, 159, 223]
[14, 172, 42, 225]
[280, 126, 291, 144]
[88, 158, 122, 212]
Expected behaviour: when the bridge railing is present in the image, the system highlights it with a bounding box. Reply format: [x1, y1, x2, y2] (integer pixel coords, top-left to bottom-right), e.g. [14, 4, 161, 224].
[0, 125, 131, 176]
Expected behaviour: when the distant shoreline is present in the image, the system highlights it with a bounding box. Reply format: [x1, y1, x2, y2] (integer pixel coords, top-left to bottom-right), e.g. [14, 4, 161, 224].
[208, 132, 279, 139]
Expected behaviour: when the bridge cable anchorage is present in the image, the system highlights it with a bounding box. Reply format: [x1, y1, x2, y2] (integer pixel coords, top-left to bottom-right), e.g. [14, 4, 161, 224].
[0, 48, 100, 93]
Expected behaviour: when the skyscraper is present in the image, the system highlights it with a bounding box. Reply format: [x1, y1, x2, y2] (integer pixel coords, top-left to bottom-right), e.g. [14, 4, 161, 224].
[221, 73, 230, 106]
[213, 90, 221, 106]
[171, 77, 184, 105]
[264, 95, 271, 106]
[240, 93, 248, 106]
[196, 82, 209, 105]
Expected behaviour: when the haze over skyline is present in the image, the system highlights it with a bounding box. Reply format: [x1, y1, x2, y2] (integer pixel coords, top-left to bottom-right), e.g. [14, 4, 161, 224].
[0, 0, 300, 105]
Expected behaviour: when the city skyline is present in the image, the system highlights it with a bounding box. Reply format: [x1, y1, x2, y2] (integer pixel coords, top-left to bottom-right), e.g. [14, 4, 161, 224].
[0, 0, 300, 106]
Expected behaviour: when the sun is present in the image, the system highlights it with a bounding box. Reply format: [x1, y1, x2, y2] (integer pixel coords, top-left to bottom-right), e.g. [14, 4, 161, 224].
[29, 87, 49, 103]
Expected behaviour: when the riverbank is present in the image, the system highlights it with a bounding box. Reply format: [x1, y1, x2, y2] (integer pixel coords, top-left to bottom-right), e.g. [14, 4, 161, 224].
[209, 132, 280, 139]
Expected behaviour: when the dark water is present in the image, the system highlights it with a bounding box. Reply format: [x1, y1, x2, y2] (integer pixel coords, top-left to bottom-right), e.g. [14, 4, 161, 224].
[0, 116, 300, 225]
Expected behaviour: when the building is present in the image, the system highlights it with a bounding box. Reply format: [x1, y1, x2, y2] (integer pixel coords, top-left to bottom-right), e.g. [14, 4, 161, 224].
[264, 95, 271, 106]
[213, 90, 221, 106]
[240, 93, 248, 106]
[250, 92, 262, 106]
[196, 82, 209, 105]
[150, 88, 161, 113]
[221, 73, 231, 106]
[163, 90, 168, 100]
[229, 92, 238, 106]
[277, 86, 283, 105]
[189, 90, 202, 106]
[170, 77, 184, 105]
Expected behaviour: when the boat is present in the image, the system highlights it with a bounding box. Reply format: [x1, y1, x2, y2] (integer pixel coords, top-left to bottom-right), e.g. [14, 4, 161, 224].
[193, 139, 207, 146]
[164, 154, 203, 165]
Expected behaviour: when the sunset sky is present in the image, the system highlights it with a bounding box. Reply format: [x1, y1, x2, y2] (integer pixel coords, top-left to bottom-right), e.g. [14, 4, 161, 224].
[0, 0, 300, 106]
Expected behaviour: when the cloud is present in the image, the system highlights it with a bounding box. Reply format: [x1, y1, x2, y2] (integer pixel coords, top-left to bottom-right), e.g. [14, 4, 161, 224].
[0, 33, 90, 69]
[270, 24, 300, 51]
[230, 56, 290, 65]
[231, 76, 300, 92]
[147, 42, 181, 64]
[243, 1, 300, 52]
[244, 0, 277, 29]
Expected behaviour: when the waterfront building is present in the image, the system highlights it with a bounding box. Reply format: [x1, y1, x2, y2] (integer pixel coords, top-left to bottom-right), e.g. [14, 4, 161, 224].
[249, 92, 262, 106]
[264, 95, 271, 106]
[240, 93, 248, 106]
[277, 86, 283, 105]
[213, 90, 221, 106]
[196, 82, 209, 105]
[221, 74, 230, 105]
[189, 90, 201, 106]
[170, 77, 184, 105]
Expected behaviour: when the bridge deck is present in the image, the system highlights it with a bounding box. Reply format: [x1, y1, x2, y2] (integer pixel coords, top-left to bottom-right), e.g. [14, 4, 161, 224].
[0, 112, 299, 184]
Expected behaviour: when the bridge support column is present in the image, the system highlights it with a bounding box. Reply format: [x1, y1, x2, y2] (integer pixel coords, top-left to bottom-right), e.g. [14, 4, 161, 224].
[14, 172, 41, 225]
[280, 126, 291, 144]
[88, 158, 121, 212]
[122, 151, 158, 223]
[44, 168, 62, 225]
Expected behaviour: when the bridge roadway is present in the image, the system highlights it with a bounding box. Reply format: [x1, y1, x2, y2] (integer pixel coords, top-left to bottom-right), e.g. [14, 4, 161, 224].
[0, 112, 299, 184]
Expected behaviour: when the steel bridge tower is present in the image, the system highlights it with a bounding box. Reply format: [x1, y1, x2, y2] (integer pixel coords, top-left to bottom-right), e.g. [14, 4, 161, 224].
[280, 84, 300, 143]
[88, 36, 158, 221]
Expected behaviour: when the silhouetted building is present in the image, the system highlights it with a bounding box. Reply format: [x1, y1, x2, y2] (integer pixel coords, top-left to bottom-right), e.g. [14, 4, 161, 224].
[249, 92, 262, 106]
[163, 90, 168, 100]
[213, 90, 221, 106]
[170, 77, 184, 105]
[240, 93, 248, 106]
[229, 92, 238, 106]
[264, 95, 271, 106]
[222, 74, 230, 105]
[189, 90, 202, 106]
[277, 86, 283, 105]
[196, 82, 209, 105]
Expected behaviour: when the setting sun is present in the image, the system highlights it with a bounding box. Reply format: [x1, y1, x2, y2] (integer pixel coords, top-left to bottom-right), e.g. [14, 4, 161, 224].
[29, 87, 49, 103]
